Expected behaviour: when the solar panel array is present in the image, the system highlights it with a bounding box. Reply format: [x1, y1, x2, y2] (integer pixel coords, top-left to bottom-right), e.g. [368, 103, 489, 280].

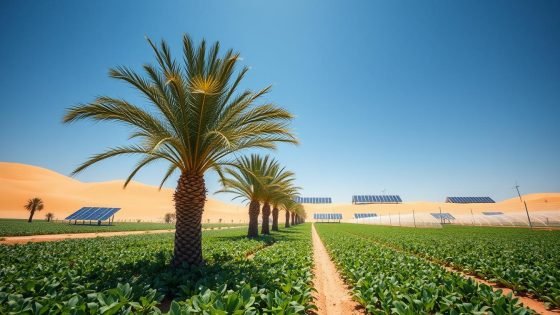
[352, 195, 403, 204]
[431, 213, 456, 220]
[354, 213, 377, 219]
[313, 213, 342, 220]
[294, 197, 332, 204]
[65, 207, 121, 221]
[445, 197, 495, 203]
[482, 211, 504, 215]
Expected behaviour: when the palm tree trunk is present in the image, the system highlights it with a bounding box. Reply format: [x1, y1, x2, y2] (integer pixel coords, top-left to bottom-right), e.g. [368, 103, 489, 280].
[271, 207, 279, 231]
[285, 211, 290, 227]
[172, 172, 206, 267]
[291, 212, 295, 225]
[27, 210, 35, 223]
[261, 202, 271, 235]
[248, 200, 260, 238]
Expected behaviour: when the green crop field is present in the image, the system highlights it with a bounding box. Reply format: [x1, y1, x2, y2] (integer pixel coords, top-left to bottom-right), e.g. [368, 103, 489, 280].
[3, 222, 558, 314]
[315, 223, 560, 313]
[0, 224, 314, 314]
[0, 219, 244, 237]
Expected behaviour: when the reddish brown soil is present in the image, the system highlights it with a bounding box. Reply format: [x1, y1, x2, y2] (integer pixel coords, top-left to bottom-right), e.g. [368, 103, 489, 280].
[311, 224, 365, 315]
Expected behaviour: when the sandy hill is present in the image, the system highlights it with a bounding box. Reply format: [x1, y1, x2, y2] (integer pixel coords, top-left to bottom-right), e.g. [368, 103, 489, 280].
[0, 162, 246, 222]
[1, 162, 558, 224]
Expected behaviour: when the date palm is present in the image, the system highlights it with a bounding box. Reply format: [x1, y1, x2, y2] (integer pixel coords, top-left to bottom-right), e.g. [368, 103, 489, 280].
[63, 34, 297, 267]
[260, 164, 295, 235]
[218, 154, 280, 237]
[270, 186, 299, 232]
[25, 197, 44, 223]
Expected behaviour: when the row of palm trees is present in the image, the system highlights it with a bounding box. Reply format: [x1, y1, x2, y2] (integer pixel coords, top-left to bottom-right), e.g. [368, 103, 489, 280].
[218, 154, 305, 237]
[64, 34, 302, 267]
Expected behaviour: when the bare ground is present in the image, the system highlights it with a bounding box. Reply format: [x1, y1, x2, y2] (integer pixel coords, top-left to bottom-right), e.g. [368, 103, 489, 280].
[311, 224, 365, 315]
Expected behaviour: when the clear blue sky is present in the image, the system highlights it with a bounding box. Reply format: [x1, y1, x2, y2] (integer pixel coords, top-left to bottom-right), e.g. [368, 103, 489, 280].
[1, 0, 559, 203]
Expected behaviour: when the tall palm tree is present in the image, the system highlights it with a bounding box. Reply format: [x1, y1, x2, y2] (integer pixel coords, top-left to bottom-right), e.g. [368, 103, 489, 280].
[25, 198, 44, 223]
[63, 34, 297, 267]
[217, 154, 273, 237]
[283, 199, 302, 228]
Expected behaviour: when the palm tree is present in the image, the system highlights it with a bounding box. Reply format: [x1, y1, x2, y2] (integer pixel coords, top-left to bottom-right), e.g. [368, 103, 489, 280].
[217, 154, 273, 237]
[45, 212, 54, 222]
[270, 186, 299, 231]
[25, 198, 44, 223]
[63, 34, 297, 267]
[259, 164, 295, 235]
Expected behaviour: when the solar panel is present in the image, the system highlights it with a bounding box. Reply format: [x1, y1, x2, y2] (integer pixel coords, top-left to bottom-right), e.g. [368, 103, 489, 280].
[354, 213, 377, 219]
[446, 197, 495, 204]
[314, 213, 342, 220]
[66, 207, 121, 221]
[295, 197, 332, 204]
[431, 213, 455, 220]
[352, 195, 402, 204]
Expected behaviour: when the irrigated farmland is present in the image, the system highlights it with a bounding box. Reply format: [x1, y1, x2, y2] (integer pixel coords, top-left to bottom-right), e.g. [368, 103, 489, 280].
[328, 224, 560, 308]
[314, 224, 559, 314]
[0, 224, 314, 314]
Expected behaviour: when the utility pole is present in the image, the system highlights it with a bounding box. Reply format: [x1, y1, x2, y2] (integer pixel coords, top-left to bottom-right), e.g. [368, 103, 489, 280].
[412, 209, 417, 228]
[514, 183, 532, 229]
[439, 207, 443, 225]
[514, 183, 523, 201]
[470, 208, 475, 226]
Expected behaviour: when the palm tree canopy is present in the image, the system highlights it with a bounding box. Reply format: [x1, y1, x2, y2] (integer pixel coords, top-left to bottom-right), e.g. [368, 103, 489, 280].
[217, 154, 274, 203]
[64, 34, 297, 187]
[25, 198, 44, 212]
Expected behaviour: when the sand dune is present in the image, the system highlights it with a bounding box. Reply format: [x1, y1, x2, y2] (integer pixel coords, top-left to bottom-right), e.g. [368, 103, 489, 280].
[1, 162, 558, 224]
[0, 162, 246, 222]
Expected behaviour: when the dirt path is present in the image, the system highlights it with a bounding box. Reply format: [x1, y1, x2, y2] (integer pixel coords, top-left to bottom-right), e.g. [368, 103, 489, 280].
[0, 226, 244, 245]
[345, 231, 558, 315]
[311, 224, 364, 315]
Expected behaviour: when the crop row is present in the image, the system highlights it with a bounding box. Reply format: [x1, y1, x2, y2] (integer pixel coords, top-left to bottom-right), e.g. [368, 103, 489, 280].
[315, 224, 533, 314]
[0, 224, 314, 314]
[341, 224, 560, 308]
[0, 219, 244, 236]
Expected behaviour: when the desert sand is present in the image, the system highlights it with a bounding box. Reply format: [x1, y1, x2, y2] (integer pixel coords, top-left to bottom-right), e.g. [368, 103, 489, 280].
[0, 162, 246, 222]
[1, 162, 558, 225]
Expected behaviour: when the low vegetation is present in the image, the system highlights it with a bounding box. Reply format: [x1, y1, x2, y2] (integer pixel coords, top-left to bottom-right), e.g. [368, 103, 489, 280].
[0, 223, 313, 314]
[339, 224, 560, 308]
[315, 224, 535, 314]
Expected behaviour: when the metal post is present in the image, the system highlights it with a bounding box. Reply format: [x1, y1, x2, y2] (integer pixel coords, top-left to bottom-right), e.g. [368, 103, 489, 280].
[524, 201, 533, 229]
[470, 208, 475, 226]
[439, 207, 443, 225]
[412, 209, 416, 228]
[389, 212, 392, 226]
[398, 212, 401, 226]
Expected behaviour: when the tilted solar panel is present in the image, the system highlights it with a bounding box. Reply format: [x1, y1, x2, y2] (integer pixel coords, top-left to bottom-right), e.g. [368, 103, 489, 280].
[446, 197, 495, 204]
[66, 207, 121, 221]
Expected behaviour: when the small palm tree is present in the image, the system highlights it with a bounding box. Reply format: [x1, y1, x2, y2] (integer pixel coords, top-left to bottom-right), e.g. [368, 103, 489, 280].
[218, 154, 275, 237]
[164, 212, 176, 224]
[45, 212, 54, 222]
[64, 34, 297, 267]
[24, 198, 44, 223]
